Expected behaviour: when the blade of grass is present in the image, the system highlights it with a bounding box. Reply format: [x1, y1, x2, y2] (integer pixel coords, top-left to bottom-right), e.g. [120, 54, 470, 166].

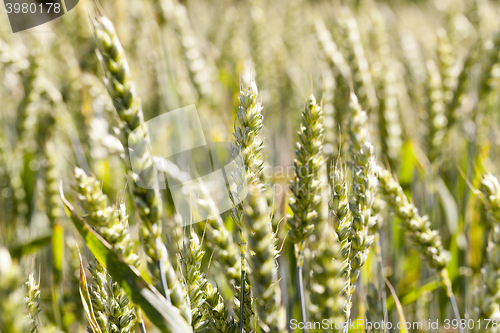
[384, 276, 407, 333]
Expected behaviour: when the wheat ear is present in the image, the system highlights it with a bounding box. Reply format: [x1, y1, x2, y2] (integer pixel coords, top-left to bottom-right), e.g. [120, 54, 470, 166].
[243, 185, 286, 333]
[347, 93, 378, 291]
[330, 159, 353, 319]
[180, 231, 210, 333]
[376, 166, 450, 271]
[25, 273, 41, 333]
[88, 260, 136, 333]
[93, 17, 190, 321]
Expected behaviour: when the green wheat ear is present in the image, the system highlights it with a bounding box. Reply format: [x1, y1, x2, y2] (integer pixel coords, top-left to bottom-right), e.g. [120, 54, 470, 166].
[93, 16, 190, 322]
[471, 173, 500, 327]
[88, 259, 136, 333]
[347, 92, 377, 293]
[25, 273, 40, 333]
[376, 165, 450, 271]
[180, 231, 210, 333]
[0, 247, 31, 333]
[329, 159, 353, 319]
[288, 93, 325, 263]
[242, 185, 286, 333]
[309, 222, 348, 333]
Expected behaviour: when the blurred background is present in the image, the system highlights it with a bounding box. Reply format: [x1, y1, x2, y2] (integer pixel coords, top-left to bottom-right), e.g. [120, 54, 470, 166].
[1, 0, 500, 331]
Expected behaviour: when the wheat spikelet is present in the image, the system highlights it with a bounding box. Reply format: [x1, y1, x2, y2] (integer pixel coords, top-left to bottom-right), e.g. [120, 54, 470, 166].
[25, 273, 40, 333]
[74, 167, 140, 267]
[180, 231, 210, 333]
[347, 92, 377, 291]
[88, 260, 136, 333]
[204, 284, 236, 333]
[329, 160, 353, 319]
[242, 185, 286, 333]
[446, 46, 474, 130]
[424, 60, 447, 163]
[0, 247, 31, 333]
[309, 222, 348, 332]
[472, 173, 500, 330]
[288, 94, 325, 264]
[436, 28, 456, 106]
[338, 6, 378, 113]
[376, 165, 450, 271]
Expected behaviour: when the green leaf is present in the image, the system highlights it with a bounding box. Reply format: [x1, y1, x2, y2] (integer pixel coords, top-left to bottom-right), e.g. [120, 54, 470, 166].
[9, 234, 52, 259]
[60, 182, 193, 333]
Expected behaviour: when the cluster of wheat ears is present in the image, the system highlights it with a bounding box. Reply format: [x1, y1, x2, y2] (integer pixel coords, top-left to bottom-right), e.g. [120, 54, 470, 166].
[1, 0, 500, 332]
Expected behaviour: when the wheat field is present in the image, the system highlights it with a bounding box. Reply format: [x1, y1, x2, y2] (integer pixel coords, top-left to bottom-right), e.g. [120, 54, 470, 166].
[1, 0, 500, 332]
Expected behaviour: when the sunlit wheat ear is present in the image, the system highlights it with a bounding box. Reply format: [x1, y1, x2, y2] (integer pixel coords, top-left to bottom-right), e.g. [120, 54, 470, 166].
[424, 60, 447, 163]
[436, 28, 456, 106]
[472, 173, 500, 327]
[243, 185, 286, 333]
[180, 231, 210, 333]
[330, 159, 353, 318]
[0, 247, 31, 333]
[478, 30, 500, 104]
[231, 80, 266, 331]
[471, 225, 500, 327]
[88, 260, 136, 333]
[74, 167, 139, 267]
[204, 284, 237, 333]
[480, 173, 500, 224]
[347, 92, 377, 292]
[309, 222, 349, 333]
[25, 273, 40, 333]
[338, 6, 378, 113]
[377, 68, 402, 169]
[93, 17, 190, 322]
[43, 140, 62, 227]
[234, 277, 256, 333]
[288, 93, 325, 264]
[446, 46, 474, 130]
[366, 284, 385, 333]
[192, 185, 240, 285]
[376, 165, 450, 272]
